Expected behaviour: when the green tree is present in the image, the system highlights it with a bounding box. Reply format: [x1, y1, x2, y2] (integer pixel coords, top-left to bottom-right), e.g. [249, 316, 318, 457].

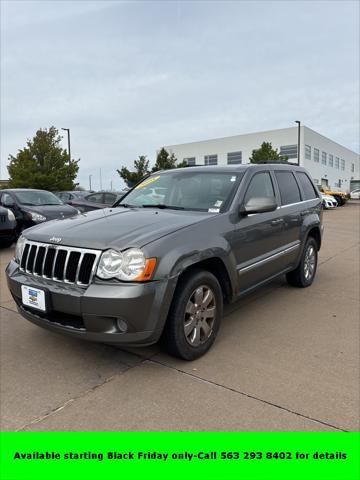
[7, 127, 79, 190]
[152, 148, 187, 172]
[249, 141, 287, 164]
[117, 155, 150, 187]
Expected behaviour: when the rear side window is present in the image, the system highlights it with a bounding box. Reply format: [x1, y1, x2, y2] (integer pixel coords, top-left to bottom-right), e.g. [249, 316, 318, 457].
[244, 172, 275, 203]
[275, 171, 301, 205]
[103, 193, 116, 204]
[86, 193, 103, 204]
[296, 172, 318, 200]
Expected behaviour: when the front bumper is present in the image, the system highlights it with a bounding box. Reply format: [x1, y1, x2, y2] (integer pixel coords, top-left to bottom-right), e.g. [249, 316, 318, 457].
[6, 260, 177, 346]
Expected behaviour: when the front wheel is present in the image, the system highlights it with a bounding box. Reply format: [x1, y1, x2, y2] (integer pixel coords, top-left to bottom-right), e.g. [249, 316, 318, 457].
[286, 237, 318, 288]
[162, 269, 223, 360]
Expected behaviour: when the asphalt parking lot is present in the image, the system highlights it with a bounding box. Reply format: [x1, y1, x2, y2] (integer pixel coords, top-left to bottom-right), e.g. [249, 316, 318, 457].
[0, 203, 359, 432]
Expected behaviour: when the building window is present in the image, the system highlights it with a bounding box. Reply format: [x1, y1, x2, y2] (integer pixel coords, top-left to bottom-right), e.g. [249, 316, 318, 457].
[341, 159, 345, 171]
[329, 154, 334, 167]
[313, 178, 319, 185]
[305, 145, 311, 160]
[204, 154, 218, 166]
[321, 152, 327, 165]
[184, 157, 196, 166]
[227, 151, 242, 164]
[314, 148, 319, 163]
[352, 163, 355, 172]
[335, 157, 339, 169]
[280, 145, 298, 159]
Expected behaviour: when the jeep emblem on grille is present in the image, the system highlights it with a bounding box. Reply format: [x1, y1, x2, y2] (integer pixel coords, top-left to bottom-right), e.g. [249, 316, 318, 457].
[50, 236, 62, 243]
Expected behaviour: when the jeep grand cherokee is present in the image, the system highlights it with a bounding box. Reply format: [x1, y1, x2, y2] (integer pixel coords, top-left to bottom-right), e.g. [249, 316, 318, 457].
[6, 164, 322, 360]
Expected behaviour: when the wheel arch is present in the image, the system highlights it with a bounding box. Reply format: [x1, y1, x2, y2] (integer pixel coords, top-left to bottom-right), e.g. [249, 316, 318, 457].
[174, 257, 234, 304]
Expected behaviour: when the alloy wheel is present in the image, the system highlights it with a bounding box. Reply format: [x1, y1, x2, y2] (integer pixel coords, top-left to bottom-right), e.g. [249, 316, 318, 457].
[183, 285, 216, 347]
[304, 245, 316, 281]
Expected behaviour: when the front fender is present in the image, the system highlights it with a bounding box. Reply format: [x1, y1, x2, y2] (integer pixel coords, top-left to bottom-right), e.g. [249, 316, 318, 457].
[144, 215, 238, 297]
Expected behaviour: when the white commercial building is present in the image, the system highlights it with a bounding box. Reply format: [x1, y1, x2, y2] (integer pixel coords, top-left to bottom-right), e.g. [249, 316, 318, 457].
[164, 126, 360, 192]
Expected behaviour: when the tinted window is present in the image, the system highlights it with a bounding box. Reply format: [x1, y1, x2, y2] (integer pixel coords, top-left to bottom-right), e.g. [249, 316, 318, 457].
[244, 172, 274, 203]
[296, 172, 318, 200]
[103, 193, 116, 204]
[86, 193, 103, 204]
[275, 171, 301, 205]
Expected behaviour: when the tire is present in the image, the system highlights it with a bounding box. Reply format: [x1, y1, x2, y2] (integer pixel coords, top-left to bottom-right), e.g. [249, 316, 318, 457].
[334, 196, 344, 206]
[161, 269, 223, 360]
[286, 237, 318, 288]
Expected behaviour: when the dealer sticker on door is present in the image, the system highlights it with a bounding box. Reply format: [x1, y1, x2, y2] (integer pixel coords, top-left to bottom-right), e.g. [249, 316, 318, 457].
[21, 285, 46, 311]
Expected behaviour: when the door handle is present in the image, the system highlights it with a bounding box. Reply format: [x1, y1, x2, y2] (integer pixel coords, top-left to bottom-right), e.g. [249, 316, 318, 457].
[271, 218, 284, 225]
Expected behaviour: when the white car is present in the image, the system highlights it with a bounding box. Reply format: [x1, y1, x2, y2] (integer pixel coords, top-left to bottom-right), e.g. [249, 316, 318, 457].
[350, 188, 360, 200]
[321, 194, 337, 209]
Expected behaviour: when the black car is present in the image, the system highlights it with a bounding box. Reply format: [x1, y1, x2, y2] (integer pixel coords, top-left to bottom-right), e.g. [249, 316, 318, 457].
[70, 191, 126, 212]
[7, 164, 322, 360]
[0, 189, 79, 235]
[54, 191, 89, 206]
[0, 206, 17, 247]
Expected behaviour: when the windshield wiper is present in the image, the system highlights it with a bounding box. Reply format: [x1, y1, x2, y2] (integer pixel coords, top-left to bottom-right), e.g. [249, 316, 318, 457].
[141, 204, 184, 210]
[116, 203, 136, 208]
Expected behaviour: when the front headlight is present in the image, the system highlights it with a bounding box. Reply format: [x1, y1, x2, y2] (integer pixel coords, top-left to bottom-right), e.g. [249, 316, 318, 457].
[7, 209, 15, 221]
[28, 211, 46, 222]
[15, 235, 26, 262]
[96, 248, 156, 281]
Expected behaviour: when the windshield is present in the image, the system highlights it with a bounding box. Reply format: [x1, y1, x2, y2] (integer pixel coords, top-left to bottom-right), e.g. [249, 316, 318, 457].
[118, 171, 243, 212]
[15, 190, 63, 206]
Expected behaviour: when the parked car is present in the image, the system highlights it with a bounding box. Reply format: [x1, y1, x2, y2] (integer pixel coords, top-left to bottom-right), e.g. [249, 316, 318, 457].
[317, 186, 348, 206]
[0, 206, 17, 247]
[6, 164, 322, 360]
[54, 191, 89, 205]
[70, 191, 126, 212]
[350, 188, 360, 200]
[0, 189, 79, 235]
[321, 194, 337, 209]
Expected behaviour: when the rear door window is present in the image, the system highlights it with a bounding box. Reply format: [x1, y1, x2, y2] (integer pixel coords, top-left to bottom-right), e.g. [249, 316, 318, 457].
[296, 172, 318, 200]
[275, 171, 301, 205]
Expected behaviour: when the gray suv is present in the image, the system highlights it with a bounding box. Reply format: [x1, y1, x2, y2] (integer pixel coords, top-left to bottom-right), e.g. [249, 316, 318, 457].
[6, 164, 322, 360]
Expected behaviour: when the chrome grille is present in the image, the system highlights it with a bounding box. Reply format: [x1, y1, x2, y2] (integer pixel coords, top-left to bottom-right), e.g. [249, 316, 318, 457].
[19, 241, 101, 286]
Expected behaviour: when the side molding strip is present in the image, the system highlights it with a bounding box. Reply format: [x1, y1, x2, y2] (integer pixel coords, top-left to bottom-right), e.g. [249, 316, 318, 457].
[238, 242, 301, 275]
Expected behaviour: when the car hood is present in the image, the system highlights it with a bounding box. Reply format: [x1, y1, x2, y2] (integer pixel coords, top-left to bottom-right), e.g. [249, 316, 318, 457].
[23, 207, 213, 250]
[21, 204, 78, 220]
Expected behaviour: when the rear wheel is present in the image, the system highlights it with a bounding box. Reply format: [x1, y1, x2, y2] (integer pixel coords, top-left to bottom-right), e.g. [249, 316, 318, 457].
[286, 237, 318, 288]
[162, 269, 223, 360]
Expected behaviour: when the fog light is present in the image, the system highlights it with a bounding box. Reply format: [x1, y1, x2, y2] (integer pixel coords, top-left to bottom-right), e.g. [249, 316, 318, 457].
[116, 318, 128, 333]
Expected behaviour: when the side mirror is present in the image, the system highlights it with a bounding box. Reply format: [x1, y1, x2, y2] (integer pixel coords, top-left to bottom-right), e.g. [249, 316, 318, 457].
[240, 196, 277, 215]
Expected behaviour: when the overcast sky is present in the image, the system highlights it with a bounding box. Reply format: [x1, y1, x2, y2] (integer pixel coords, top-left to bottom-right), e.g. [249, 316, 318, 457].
[1, 0, 359, 190]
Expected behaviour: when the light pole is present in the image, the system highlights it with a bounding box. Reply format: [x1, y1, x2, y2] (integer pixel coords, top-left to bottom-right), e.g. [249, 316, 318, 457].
[89, 174, 92, 191]
[61, 128, 71, 163]
[295, 121, 300, 165]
